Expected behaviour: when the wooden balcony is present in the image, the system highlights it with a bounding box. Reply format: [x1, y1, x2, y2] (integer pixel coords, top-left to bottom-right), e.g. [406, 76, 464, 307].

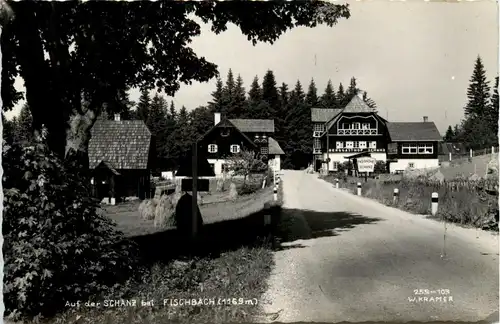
[337, 129, 378, 135]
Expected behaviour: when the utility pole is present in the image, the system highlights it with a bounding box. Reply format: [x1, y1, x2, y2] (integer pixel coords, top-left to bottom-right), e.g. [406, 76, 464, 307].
[326, 123, 330, 175]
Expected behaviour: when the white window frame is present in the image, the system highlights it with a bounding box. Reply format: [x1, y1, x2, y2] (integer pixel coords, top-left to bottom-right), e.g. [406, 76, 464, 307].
[353, 141, 360, 148]
[336, 141, 343, 149]
[314, 123, 325, 132]
[208, 144, 218, 153]
[314, 138, 321, 149]
[369, 141, 377, 149]
[362, 122, 370, 130]
[260, 146, 269, 155]
[332, 161, 339, 171]
[342, 123, 351, 129]
[402, 143, 418, 154]
[418, 143, 434, 154]
[230, 144, 240, 154]
[359, 141, 367, 149]
[408, 162, 415, 168]
[346, 141, 354, 148]
[353, 122, 361, 130]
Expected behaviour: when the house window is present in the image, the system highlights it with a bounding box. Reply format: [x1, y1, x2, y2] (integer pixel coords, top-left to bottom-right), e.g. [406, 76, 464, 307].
[336, 141, 343, 149]
[408, 162, 415, 168]
[353, 122, 361, 129]
[314, 123, 325, 132]
[346, 141, 354, 148]
[260, 146, 269, 155]
[359, 141, 367, 149]
[418, 144, 434, 154]
[208, 144, 218, 153]
[353, 141, 360, 148]
[220, 128, 230, 137]
[332, 161, 339, 171]
[362, 122, 370, 129]
[230, 144, 240, 153]
[342, 123, 350, 129]
[370, 141, 377, 149]
[314, 138, 321, 149]
[402, 143, 418, 154]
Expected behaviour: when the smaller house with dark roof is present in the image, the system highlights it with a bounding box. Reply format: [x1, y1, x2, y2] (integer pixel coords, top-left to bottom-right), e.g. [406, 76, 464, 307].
[197, 113, 285, 176]
[88, 114, 155, 203]
[386, 116, 443, 173]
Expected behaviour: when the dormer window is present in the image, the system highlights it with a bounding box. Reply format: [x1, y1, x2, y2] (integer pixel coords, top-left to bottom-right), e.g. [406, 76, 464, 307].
[230, 144, 240, 153]
[221, 128, 230, 137]
[208, 144, 218, 153]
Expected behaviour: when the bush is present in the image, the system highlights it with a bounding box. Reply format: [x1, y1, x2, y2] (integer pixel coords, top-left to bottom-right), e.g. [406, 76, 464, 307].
[2, 141, 141, 320]
[237, 182, 262, 195]
[138, 199, 157, 220]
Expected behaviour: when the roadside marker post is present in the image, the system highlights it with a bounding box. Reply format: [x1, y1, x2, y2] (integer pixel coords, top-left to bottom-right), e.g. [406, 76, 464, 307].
[431, 192, 439, 216]
[273, 186, 278, 201]
[357, 182, 362, 196]
[393, 188, 399, 204]
[335, 178, 339, 189]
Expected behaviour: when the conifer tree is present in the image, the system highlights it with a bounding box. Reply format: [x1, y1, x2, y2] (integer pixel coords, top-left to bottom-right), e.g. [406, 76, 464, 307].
[208, 77, 225, 115]
[320, 80, 337, 108]
[229, 74, 247, 118]
[444, 125, 455, 142]
[345, 77, 359, 102]
[305, 78, 319, 107]
[262, 70, 280, 118]
[362, 91, 377, 109]
[464, 56, 490, 117]
[337, 83, 346, 108]
[136, 89, 150, 122]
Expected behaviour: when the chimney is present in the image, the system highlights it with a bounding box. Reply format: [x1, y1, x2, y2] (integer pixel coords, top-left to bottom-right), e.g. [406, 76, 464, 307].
[214, 112, 221, 125]
[423, 116, 428, 123]
[114, 113, 121, 121]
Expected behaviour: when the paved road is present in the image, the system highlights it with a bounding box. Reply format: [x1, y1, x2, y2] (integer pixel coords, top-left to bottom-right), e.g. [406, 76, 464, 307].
[262, 170, 499, 323]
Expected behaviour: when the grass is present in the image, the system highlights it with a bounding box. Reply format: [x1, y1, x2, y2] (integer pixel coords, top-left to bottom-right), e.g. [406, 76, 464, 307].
[22, 178, 285, 324]
[321, 174, 498, 231]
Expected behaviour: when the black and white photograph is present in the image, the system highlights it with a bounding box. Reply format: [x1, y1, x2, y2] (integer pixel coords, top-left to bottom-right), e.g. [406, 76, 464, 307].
[1, 0, 498, 323]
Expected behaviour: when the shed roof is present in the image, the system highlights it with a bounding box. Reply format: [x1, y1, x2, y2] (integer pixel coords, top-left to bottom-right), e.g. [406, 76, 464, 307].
[386, 122, 442, 142]
[311, 108, 342, 122]
[228, 119, 275, 133]
[88, 120, 152, 169]
[268, 137, 285, 155]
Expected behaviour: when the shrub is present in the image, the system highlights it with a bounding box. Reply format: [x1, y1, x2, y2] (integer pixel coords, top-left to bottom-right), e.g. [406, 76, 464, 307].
[138, 199, 157, 220]
[374, 160, 386, 174]
[2, 140, 141, 320]
[237, 182, 262, 196]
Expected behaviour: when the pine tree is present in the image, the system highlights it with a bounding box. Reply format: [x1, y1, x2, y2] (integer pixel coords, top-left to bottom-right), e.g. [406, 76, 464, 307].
[346, 77, 359, 102]
[3, 113, 16, 145]
[229, 74, 247, 118]
[208, 77, 224, 115]
[146, 94, 168, 170]
[247, 75, 265, 119]
[262, 70, 280, 119]
[221, 69, 236, 116]
[464, 56, 490, 117]
[305, 78, 319, 107]
[488, 76, 499, 139]
[444, 125, 455, 142]
[136, 89, 150, 122]
[279, 83, 289, 109]
[337, 83, 346, 108]
[176, 106, 191, 156]
[320, 80, 337, 108]
[169, 101, 177, 121]
[15, 103, 34, 144]
[362, 91, 377, 109]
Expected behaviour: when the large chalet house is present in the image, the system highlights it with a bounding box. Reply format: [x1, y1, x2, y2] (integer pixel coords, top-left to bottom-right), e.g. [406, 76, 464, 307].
[311, 95, 442, 174]
[198, 112, 285, 176]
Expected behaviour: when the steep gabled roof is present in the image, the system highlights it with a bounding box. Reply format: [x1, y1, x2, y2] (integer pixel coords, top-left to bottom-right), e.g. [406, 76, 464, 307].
[387, 122, 442, 142]
[268, 137, 285, 155]
[343, 95, 377, 113]
[228, 119, 275, 133]
[198, 118, 257, 149]
[88, 120, 152, 169]
[439, 142, 467, 155]
[311, 108, 342, 122]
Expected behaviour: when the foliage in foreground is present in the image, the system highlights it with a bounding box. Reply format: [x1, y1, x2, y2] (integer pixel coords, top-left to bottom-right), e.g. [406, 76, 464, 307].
[2, 140, 142, 320]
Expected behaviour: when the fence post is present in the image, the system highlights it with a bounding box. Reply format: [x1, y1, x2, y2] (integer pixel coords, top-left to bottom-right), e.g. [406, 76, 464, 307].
[431, 192, 439, 216]
[393, 188, 399, 204]
[273, 185, 278, 201]
[357, 182, 362, 196]
[335, 178, 339, 189]
[449, 152, 452, 162]
[470, 149, 473, 158]
[492, 146, 495, 154]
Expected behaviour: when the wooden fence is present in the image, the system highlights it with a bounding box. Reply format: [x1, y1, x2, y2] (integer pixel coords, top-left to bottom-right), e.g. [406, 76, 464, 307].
[381, 178, 499, 195]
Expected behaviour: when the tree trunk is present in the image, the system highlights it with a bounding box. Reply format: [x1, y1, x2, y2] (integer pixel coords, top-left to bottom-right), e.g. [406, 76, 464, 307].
[64, 109, 96, 170]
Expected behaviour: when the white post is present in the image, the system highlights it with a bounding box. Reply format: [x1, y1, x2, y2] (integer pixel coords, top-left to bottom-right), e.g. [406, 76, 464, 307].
[431, 192, 439, 216]
[470, 149, 473, 158]
[393, 188, 399, 204]
[357, 182, 362, 196]
[110, 197, 116, 206]
[273, 169, 276, 185]
[448, 152, 452, 162]
[335, 178, 339, 189]
[276, 177, 280, 186]
[492, 146, 495, 154]
[273, 186, 278, 201]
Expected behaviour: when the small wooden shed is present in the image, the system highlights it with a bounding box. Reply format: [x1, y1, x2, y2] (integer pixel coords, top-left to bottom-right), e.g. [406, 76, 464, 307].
[88, 117, 155, 202]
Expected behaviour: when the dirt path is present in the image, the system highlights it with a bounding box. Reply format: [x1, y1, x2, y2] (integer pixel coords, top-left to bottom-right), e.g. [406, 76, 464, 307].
[261, 170, 499, 322]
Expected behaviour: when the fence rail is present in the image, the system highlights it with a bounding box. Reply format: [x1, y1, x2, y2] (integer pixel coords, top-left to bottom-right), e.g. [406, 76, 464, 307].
[381, 178, 499, 195]
[442, 146, 499, 162]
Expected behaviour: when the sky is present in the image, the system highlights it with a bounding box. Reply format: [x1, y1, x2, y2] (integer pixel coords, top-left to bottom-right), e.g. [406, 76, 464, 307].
[5, 1, 499, 134]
